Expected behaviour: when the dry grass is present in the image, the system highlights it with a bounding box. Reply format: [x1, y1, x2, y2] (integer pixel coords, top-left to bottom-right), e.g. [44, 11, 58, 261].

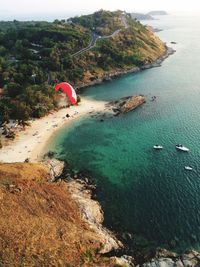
[0, 163, 118, 266]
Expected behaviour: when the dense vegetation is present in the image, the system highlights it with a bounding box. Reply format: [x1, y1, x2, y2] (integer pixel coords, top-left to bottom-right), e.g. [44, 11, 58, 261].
[0, 20, 90, 124]
[0, 10, 165, 126]
[70, 9, 123, 35]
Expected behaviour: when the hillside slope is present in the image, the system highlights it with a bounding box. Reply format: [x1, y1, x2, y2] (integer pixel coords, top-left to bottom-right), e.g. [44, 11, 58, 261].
[0, 162, 124, 266]
[0, 10, 166, 124]
[69, 10, 166, 86]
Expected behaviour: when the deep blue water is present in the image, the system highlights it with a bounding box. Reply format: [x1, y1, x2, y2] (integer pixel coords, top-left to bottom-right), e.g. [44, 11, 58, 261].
[46, 15, 200, 252]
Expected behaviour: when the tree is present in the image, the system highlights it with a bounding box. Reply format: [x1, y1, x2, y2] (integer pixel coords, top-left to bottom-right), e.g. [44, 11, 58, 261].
[62, 56, 74, 69]
[12, 102, 32, 123]
[15, 40, 23, 53]
[0, 100, 11, 123]
[53, 19, 61, 25]
[0, 46, 7, 56]
[5, 82, 23, 98]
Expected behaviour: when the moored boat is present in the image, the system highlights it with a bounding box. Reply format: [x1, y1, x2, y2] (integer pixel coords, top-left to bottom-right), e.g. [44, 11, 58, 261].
[153, 145, 163, 150]
[184, 166, 193, 171]
[175, 144, 189, 152]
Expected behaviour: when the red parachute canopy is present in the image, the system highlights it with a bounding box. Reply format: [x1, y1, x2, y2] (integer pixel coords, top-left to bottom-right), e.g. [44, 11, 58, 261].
[55, 82, 77, 105]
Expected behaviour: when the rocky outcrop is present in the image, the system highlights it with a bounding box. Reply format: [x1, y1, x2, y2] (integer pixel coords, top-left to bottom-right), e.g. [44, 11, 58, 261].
[41, 162, 200, 267]
[44, 158, 65, 181]
[140, 47, 175, 70]
[120, 95, 146, 113]
[146, 25, 163, 33]
[110, 255, 135, 266]
[109, 95, 146, 115]
[44, 159, 122, 254]
[0, 162, 125, 266]
[66, 179, 123, 254]
[3, 161, 200, 267]
[142, 249, 200, 267]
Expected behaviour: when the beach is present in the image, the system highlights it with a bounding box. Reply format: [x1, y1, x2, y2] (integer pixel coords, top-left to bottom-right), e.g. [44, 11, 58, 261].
[0, 97, 106, 163]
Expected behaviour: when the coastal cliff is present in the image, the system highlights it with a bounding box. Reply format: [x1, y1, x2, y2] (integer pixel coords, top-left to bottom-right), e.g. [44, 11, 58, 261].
[0, 161, 127, 266]
[1, 161, 200, 267]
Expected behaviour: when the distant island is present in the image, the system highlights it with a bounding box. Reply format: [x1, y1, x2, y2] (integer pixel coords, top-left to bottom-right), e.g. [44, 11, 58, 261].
[131, 10, 168, 21]
[147, 10, 168, 16]
[131, 12, 154, 20]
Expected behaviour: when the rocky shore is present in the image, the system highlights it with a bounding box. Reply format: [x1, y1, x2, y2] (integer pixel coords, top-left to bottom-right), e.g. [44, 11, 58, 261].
[76, 46, 175, 91]
[45, 159, 200, 267]
[1, 158, 198, 266]
[66, 180, 122, 254]
[44, 159, 133, 266]
[45, 159, 122, 253]
[108, 95, 146, 115]
[142, 249, 200, 267]
[140, 47, 176, 70]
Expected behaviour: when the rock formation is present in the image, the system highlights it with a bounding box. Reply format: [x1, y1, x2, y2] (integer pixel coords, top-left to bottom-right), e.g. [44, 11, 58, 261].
[66, 180, 122, 254]
[142, 249, 200, 267]
[109, 95, 146, 115]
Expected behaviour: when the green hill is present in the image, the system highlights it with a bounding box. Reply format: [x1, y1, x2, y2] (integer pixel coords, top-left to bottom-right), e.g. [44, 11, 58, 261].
[0, 10, 166, 124]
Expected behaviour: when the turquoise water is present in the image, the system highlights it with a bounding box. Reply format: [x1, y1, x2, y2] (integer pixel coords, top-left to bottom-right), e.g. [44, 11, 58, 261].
[47, 15, 200, 252]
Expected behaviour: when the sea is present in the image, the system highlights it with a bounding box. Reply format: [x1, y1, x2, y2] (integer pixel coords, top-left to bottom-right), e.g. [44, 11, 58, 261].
[46, 15, 200, 252]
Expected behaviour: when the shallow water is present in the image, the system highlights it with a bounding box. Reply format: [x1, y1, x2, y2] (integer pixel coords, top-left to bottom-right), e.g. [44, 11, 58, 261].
[47, 15, 200, 252]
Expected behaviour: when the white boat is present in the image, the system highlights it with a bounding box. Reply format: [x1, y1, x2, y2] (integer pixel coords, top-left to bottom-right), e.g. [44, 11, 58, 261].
[184, 166, 193, 171]
[153, 145, 163, 150]
[175, 144, 189, 152]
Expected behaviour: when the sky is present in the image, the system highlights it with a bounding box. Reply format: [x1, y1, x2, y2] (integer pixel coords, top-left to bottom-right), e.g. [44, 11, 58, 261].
[0, 0, 200, 20]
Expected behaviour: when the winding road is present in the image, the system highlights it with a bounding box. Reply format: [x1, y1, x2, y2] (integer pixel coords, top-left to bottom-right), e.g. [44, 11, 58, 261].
[71, 15, 128, 57]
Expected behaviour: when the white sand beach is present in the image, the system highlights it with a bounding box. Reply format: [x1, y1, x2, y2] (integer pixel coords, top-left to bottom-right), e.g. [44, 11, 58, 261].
[0, 97, 107, 163]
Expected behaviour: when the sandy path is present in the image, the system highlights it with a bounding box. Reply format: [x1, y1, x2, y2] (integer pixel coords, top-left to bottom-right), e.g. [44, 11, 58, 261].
[0, 97, 107, 163]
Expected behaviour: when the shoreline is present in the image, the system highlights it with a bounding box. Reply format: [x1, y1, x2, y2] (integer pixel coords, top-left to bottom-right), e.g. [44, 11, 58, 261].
[0, 46, 175, 164]
[2, 42, 197, 266]
[0, 98, 107, 163]
[76, 46, 175, 90]
[45, 160, 200, 267]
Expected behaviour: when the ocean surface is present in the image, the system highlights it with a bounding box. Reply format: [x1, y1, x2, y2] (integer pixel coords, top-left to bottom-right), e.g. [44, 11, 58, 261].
[47, 15, 200, 252]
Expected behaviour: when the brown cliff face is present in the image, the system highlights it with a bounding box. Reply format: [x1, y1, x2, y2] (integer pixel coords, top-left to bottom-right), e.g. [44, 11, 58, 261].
[0, 163, 123, 266]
